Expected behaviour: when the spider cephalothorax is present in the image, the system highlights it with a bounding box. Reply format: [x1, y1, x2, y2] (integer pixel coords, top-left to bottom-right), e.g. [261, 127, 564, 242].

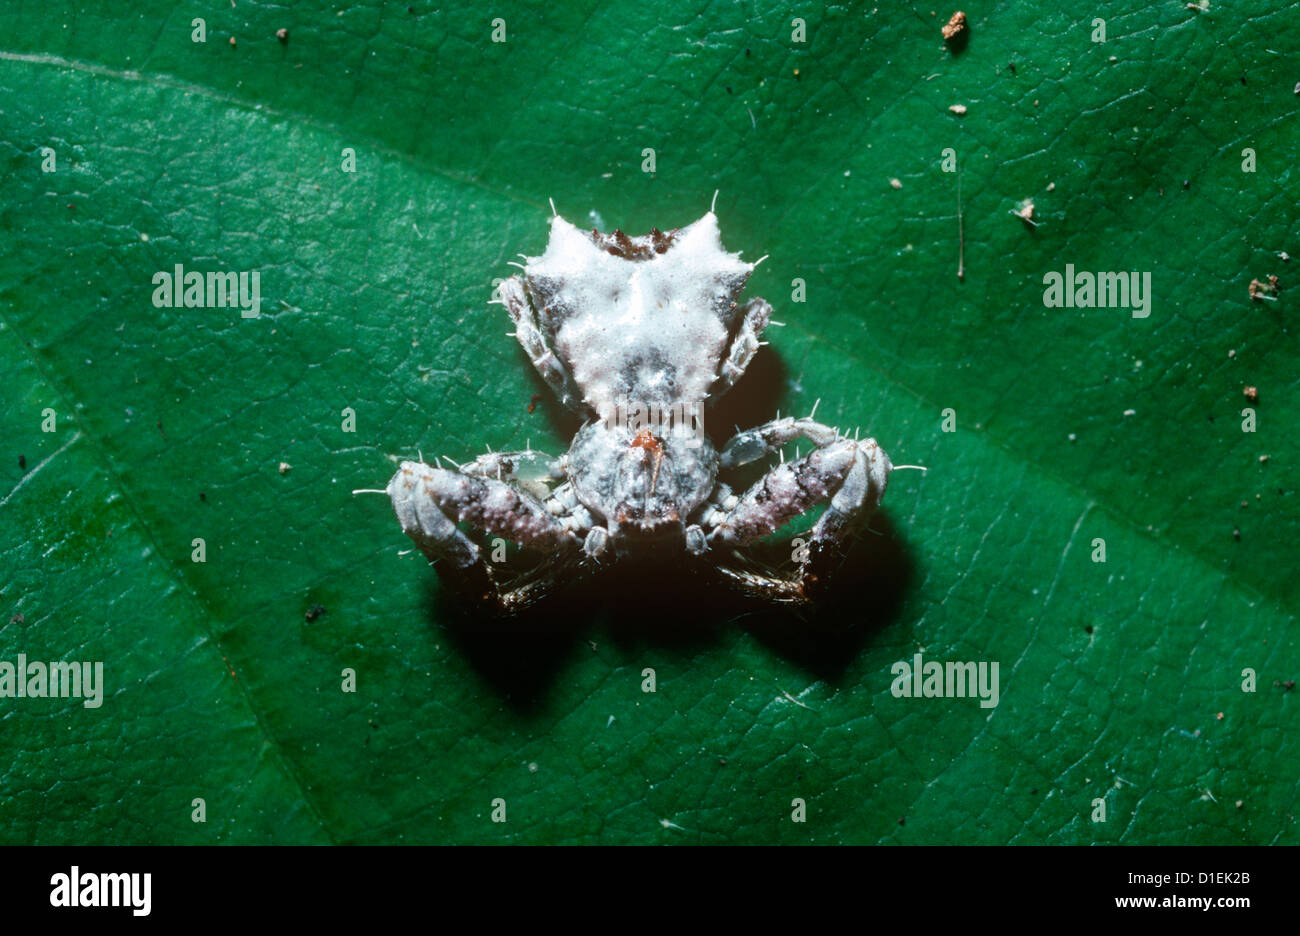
[384, 204, 893, 613]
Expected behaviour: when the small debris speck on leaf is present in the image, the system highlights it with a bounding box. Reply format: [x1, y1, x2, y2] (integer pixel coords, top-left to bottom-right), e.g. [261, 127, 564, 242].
[949, 103, 967, 115]
[276, 28, 288, 43]
[889, 178, 903, 190]
[1248, 276, 1279, 301]
[17, 454, 26, 471]
[1243, 386, 1258, 402]
[9, 613, 24, 626]
[942, 10, 967, 41]
[305, 603, 326, 622]
[279, 461, 292, 475]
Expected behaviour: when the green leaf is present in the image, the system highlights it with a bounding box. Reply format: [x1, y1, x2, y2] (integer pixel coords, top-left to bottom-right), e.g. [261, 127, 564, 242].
[0, 0, 1295, 844]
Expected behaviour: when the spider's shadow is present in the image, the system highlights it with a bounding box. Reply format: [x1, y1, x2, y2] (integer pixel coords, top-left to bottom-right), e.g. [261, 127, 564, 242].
[430, 346, 915, 710]
[425, 511, 915, 713]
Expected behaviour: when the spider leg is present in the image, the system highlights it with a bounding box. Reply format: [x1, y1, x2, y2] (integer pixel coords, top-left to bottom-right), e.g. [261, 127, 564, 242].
[387, 459, 583, 614]
[459, 447, 565, 482]
[702, 417, 892, 602]
[498, 276, 590, 416]
[541, 480, 601, 543]
[708, 297, 772, 403]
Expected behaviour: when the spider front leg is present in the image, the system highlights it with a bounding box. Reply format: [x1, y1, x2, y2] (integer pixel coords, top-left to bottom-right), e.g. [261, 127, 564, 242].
[387, 458, 583, 614]
[704, 416, 892, 602]
[496, 276, 589, 415]
[710, 297, 772, 401]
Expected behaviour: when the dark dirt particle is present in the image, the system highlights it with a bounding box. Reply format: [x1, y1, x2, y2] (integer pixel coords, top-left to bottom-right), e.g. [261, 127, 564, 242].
[527, 393, 542, 414]
[9, 613, 24, 626]
[305, 603, 327, 622]
[1030, 788, 1038, 795]
[1084, 624, 1094, 634]
[199, 491, 207, 502]
[898, 816, 905, 826]
[1275, 679, 1295, 691]
[18, 454, 26, 471]
[1008, 62, 1016, 73]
